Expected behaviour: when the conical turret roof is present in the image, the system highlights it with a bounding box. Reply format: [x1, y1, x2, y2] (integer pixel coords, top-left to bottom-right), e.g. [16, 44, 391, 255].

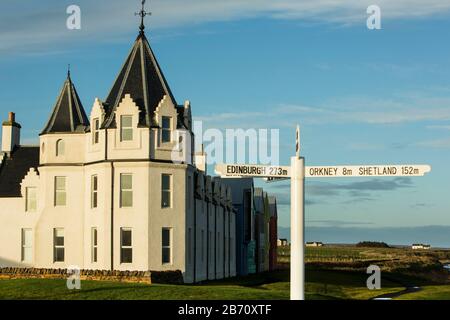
[103, 33, 177, 128]
[41, 73, 89, 134]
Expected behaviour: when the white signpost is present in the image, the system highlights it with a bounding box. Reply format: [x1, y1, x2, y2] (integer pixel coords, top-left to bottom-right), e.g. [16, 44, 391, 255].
[214, 125, 432, 301]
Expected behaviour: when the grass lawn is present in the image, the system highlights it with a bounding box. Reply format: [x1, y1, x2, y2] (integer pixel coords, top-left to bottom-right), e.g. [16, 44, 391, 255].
[396, 285, 450, 300]
[0, 269, 403, 300]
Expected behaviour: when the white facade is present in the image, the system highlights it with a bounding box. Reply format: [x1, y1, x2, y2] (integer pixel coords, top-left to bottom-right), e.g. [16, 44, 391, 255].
[0, 31, 237, 284]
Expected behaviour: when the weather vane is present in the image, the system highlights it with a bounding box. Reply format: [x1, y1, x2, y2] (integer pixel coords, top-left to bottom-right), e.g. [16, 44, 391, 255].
[135, 0, 151, 34]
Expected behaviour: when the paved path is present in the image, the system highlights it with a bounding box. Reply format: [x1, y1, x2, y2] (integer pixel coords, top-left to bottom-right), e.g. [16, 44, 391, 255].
[372, 286, 421, 300]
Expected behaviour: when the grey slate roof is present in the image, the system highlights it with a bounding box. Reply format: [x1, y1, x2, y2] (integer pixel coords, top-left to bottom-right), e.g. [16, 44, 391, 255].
[0, 146, 40, 197]
[268, 196, 277, 217]
[220, 178, 254, 205]
[103, 33, 179, 129]
[254, 188, 265, 213]
[41, 74, 89, 135]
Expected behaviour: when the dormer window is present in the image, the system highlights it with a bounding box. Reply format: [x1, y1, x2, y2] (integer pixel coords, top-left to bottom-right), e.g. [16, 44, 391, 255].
[56, 139, 65, 156]
[162, 116, 171, 143]
[92, 118, 100, 144]
[121, 115, 133, 141]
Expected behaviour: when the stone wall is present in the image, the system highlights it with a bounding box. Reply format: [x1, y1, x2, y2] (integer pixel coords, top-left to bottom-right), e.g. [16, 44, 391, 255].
[0, 268, 184, 285]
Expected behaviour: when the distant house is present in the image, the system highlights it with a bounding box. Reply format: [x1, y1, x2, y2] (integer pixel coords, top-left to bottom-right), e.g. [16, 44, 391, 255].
[277, 239, 288, 247]
[411, 244, 431, 250]
[306, 242, 324, 247]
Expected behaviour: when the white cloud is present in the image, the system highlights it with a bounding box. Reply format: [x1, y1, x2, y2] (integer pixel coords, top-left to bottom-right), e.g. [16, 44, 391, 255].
[2, 0, 450, 54]
[416, 138, 450, 149]
[194, 93, 450, 129]
[427, 125, 450, 130]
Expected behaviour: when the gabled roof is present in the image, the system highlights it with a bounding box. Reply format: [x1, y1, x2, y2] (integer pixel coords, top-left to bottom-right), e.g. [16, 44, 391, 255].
[268, 196, 277, 217]
[0, 146, 40, 197]
[41, 73, 89, 135]
[103, 32, 177, 128]
[220, 178, 254, 205]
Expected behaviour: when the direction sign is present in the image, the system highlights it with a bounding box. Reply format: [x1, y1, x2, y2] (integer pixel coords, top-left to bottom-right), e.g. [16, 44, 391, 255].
[305, 165, 431, 178]
[215, 164, 291, 178]
[216, 164, 432, 179]
[214, 124, 433, 301]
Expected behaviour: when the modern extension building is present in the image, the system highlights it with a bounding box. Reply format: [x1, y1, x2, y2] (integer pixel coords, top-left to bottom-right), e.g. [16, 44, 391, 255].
[254, 188, 272, 273]
[221, 178, 257, 276]
[268, 196, 278, 271]
[0, 22, 238, 283]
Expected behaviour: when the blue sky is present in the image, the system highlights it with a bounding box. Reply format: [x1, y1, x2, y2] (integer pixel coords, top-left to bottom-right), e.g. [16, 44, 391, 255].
[1, 1, 450, 245]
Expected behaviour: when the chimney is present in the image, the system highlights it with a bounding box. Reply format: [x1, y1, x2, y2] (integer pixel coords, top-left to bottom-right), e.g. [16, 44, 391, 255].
[194, 144, 207, 174]
[2, 112, 21, 153]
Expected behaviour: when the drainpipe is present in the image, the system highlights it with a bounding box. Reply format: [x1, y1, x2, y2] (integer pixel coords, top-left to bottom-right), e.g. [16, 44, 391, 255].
[193, 181, 197, 283]
[214, 201, 217, 279]
[229, 209, 231, 276]
[105, 127, 114, 271]
[206, 197, 209, 279]
[223, 206, 226, 278]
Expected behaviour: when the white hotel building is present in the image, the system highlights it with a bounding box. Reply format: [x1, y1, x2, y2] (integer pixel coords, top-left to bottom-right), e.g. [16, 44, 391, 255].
[0, 26, 237, 283]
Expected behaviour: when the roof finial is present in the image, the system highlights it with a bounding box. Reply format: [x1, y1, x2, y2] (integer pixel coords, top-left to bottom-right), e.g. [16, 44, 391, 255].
[135, 0, 151, 35]
[67, 64, 71, 78]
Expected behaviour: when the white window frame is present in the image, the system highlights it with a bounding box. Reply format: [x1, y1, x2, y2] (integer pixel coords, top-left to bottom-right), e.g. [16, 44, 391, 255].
[21, 228, 32, 263]
[120, 173, 133, 208]
[91, 175, 98, 209]
[120, 228, 132, 264]
[162, 228, 172, 265]
[56, 139, 65, 157]
[161, 116, 172, 143]
[25, 187, 37, 212]
[54, 177, 66, 207]
[53, 228, 65, 263]
[91, 227, 98, 263]
[92, 118, 100, 144]
[161, 174, 172, 208]
[120, 115, 133, 142]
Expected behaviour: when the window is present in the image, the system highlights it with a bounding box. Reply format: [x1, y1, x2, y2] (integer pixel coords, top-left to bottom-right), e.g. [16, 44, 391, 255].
[187, 228, 192, 265]
[120, 115, 133, 141]
[26, 187, 37, 212]
[120, 228, 132, 263]
[209, 231, 213, 264]
[161, 174, 172, 208]
[230, 237, 234, 263]
[56, 139, 65, 156]
[201, 229, 205, 263]
[162, 228, 172, 264]
[53, 228, 64, 262]
[161, 116, 171, 143]
[120, 174, 133, 207]
[54, 177, 66, 206]
[217, 231, 221, 260]
[91, 228, 98, 263]
[92, 118, 100, 144]
[21, 229, 32, 263]
[91, 175, 98, 208]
